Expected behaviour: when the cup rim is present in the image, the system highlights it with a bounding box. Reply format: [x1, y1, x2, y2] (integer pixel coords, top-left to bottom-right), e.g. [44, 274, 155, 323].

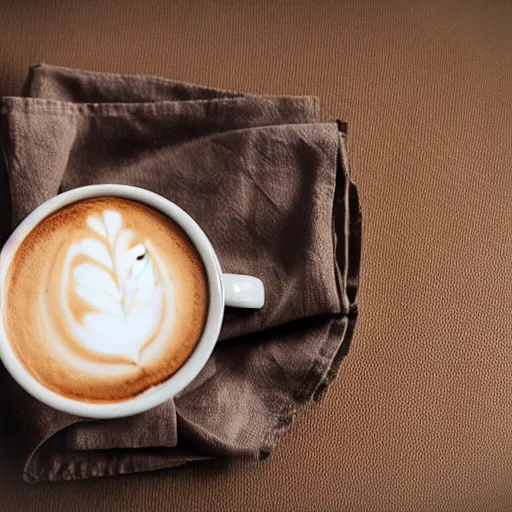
[0, 185, 224, 418]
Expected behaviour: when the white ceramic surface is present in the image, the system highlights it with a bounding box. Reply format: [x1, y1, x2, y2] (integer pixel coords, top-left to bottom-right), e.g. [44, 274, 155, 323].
[0, 184, 264, 419]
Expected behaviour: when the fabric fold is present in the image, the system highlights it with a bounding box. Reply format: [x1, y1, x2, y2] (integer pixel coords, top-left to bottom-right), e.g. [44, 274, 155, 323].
[0, 64, 360, 483]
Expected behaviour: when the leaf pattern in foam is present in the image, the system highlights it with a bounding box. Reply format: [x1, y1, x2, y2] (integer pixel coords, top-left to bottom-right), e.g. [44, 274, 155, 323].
[69, 209, 162, 362]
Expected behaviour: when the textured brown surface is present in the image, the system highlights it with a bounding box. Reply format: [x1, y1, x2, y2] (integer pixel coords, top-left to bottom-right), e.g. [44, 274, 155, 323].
[1, 0, 511, 510]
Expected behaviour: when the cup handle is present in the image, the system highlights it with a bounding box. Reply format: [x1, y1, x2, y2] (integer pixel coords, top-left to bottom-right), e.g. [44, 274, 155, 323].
[222, 274, 265, 309]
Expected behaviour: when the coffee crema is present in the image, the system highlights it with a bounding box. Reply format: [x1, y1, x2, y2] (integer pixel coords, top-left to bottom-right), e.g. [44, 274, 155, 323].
[3, 197, 209, 403]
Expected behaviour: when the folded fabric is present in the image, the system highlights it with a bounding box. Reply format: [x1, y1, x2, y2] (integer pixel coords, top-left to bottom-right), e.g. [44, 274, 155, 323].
[0, 64, 361, 483]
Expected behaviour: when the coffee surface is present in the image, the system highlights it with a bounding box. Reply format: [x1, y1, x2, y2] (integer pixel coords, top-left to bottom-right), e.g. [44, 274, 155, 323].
[3, 197, 209, 403]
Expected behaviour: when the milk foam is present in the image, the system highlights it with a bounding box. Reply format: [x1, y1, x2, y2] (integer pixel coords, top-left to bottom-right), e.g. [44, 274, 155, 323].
[4, 197, 208, 403]
[57, 209, 173, 363]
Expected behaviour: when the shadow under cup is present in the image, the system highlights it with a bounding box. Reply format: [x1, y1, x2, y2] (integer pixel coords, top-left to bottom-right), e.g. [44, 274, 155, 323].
[0, 184, 226, 419]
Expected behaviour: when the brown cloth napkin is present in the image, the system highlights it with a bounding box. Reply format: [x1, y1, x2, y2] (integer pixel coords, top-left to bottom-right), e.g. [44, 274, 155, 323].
[0, 64, 361, 483]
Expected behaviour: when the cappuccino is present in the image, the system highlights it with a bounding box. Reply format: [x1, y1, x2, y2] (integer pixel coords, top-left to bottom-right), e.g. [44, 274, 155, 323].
[3, 197, 209, 403]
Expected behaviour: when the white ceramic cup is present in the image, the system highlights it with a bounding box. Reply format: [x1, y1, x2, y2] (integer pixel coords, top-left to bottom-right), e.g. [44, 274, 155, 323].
[0, 184, 264, 419]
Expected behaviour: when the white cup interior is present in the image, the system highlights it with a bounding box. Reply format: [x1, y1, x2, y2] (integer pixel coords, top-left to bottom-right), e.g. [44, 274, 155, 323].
[0, 185, 224, 418]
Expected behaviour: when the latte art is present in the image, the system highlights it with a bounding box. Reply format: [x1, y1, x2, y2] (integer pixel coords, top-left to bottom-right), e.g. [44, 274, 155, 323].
[61, 210, 169, 363]
[4, 197, 209, 403]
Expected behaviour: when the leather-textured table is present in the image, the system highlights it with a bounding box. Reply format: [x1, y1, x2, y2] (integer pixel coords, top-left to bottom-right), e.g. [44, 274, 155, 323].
[1, 1, 511, 510]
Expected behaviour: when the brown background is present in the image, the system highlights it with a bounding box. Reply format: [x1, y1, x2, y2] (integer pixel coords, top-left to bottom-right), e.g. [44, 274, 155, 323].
[1, 1, 512, 510]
